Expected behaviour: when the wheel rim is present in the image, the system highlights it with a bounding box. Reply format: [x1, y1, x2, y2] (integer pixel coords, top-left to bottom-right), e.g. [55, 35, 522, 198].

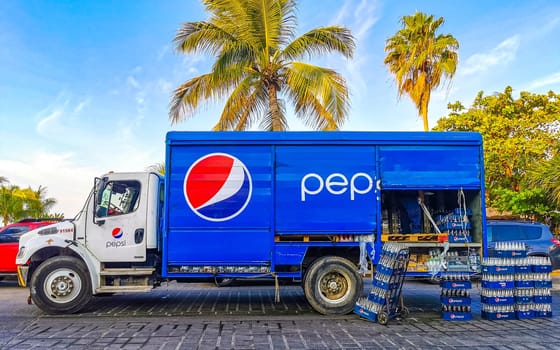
[43, 268, 82, 304]
[318, 270, 350, 304]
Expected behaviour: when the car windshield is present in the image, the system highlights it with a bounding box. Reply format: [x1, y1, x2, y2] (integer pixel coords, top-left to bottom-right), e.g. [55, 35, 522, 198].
[0, 226, 30, 235]
[491, 224, 541, 241]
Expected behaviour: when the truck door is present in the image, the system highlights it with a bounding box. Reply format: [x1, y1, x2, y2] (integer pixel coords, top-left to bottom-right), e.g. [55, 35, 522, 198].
[85, 174, 149, 262]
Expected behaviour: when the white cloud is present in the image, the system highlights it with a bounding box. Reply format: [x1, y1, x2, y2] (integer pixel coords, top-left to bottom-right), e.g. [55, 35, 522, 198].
[0, 152, 98, 217]
[36, 109, 63, 134]
[327, 0, 379, 100]
[353, 0, 379, 41]
[461, 35, 520, 76]
[330, 0, 351, 26]
[527, 72, 560, 90]
[73, 97, 91, 114]
[158, 79, 173, 94]
[127, 76, 140, 89]
[157, 45, 170, 61]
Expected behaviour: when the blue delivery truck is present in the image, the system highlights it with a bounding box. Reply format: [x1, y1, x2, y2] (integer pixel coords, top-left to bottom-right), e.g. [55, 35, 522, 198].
[16, 131, 487, 314]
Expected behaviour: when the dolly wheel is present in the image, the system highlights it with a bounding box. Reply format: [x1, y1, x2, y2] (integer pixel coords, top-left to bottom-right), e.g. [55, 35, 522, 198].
[400, 306, 409, 318]
[377, 311, 389, 325]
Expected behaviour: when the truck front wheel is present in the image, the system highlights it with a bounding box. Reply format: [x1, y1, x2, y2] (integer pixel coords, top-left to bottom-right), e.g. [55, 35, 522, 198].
[303, 256, 362, 315]
[30, 256, 92, 314]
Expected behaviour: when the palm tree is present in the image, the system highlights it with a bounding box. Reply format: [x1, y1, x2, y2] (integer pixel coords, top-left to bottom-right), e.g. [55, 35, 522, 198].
[27, 185, 57, 218]
[0, 176, 7, 186]
[0, 185, 57, 225]
[0, 185, 28, 225]
[146, 163, 165, 175]
[526, 153, 560, 208]
[384, 12, 459, 131]
[170, 0, 355, 131]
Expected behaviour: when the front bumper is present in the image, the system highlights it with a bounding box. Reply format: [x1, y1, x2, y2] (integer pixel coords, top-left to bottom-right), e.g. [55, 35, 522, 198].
[17, 265, 28, 287]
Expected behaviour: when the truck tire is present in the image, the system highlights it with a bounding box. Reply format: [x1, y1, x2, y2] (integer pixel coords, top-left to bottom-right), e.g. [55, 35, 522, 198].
[30, 256, 92, 314]
[303, 256, 362, 315]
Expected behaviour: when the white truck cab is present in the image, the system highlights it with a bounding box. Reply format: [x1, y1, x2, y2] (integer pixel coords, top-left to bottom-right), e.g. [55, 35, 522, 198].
[16, 172, 162, 314]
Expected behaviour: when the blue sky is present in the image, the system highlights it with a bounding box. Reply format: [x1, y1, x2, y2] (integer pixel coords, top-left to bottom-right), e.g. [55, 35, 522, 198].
[1, 0, 559, 217]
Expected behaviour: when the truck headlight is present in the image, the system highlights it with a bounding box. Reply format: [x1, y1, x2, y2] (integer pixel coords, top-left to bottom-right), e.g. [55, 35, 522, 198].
[38, 227, 58, 235]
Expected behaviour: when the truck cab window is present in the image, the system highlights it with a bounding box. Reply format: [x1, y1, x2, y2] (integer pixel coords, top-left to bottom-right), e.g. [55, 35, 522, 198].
[96, 181, 141, 217]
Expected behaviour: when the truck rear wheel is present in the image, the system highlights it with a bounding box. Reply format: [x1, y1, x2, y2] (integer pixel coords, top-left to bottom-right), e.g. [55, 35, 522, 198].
[303, 256, 362, 315]
[30, 256, 92, 314]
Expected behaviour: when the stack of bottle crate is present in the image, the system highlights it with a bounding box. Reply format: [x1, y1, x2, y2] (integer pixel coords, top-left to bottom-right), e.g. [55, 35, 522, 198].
[440, 272, 472, 320]
[354, 243, 409, 324]
[481, 242, 552, 320]
[435, 208, 472, 243]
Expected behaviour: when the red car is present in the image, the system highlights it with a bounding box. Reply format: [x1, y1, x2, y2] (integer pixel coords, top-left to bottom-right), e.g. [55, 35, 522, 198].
[0, 219, 60, 277]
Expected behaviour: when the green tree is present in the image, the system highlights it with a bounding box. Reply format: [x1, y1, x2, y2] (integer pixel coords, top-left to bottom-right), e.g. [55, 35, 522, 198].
[0, 185, 30, 225]
[384, 12, 459, 131]
[526, 152, 560, 209]
[434, 87, 560, 224]
[170, 0, 355, 131]
[0, 184, 57, 225]
[27, 185, 57, 218]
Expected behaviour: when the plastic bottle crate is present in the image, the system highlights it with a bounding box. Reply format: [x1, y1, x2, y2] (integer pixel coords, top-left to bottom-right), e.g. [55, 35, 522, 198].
[447, 235, 472, 243]
[514, 265, 531, 273]
[534, 295, 553, 304]
[481, 311, 516, 320]
[534, 280, 552, 289]
[481, 265, 515, 274]
[481, 296, 515, 305]
[492, 250, 527, 258]
[481, 280, 514, 289]
[440, 280, 472, 289]
[372, 279, 401, 290]
[441, 296, 471, 306]
[534, 310, 553, 318]
[442, 312, 472, 321]
[354, 304, 377, 322]
[516, 310, 535, 319]
[533, 265, 552, 273]
[515, 296, 533, 304]
[376, 265, 405, 275]
[453, 208, 472, 216]
[514, 280, 534, 288]
[367, 294, 397, 306]
[439, 222, 471, 230]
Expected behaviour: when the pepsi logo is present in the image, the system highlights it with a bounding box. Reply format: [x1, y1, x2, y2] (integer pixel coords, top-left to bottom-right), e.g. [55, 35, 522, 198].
[112, 228, 123, 239]
[184, 153, 252, 222]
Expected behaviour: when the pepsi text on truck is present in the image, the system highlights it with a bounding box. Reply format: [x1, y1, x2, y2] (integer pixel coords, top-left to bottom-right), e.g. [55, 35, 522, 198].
[15, 131, 488, 314]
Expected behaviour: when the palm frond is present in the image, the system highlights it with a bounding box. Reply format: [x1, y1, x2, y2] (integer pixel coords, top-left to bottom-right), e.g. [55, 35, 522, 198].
[212, 74, 265, 130]
[283, 26, 355, 61]
[285, 62, 349, 129]
[174, 21, 236, 56]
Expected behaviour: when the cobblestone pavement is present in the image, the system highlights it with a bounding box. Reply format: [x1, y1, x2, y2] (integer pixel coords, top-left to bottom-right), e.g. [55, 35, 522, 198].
[0, 277, 559, 349]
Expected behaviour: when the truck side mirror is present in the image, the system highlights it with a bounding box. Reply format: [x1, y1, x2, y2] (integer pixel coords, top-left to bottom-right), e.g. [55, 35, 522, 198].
[93, 177, 108, 226]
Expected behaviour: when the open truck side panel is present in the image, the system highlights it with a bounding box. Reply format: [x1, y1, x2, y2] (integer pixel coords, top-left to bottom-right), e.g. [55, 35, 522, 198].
[16, 131, 486, 315]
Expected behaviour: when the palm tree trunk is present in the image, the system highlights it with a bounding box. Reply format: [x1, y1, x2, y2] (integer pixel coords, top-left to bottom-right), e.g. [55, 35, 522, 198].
[421, 92, 430, 131]
[268, 83, 281, 131]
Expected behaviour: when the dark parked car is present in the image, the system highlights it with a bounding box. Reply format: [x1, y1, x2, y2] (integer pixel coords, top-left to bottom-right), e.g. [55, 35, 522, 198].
[547, 245, 560, 270]
[487, 220, 558, 261]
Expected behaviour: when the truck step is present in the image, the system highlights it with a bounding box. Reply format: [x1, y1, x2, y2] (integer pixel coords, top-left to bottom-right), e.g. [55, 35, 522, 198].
[95, 286, 153, 293]
[99, 268, 155, 276]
